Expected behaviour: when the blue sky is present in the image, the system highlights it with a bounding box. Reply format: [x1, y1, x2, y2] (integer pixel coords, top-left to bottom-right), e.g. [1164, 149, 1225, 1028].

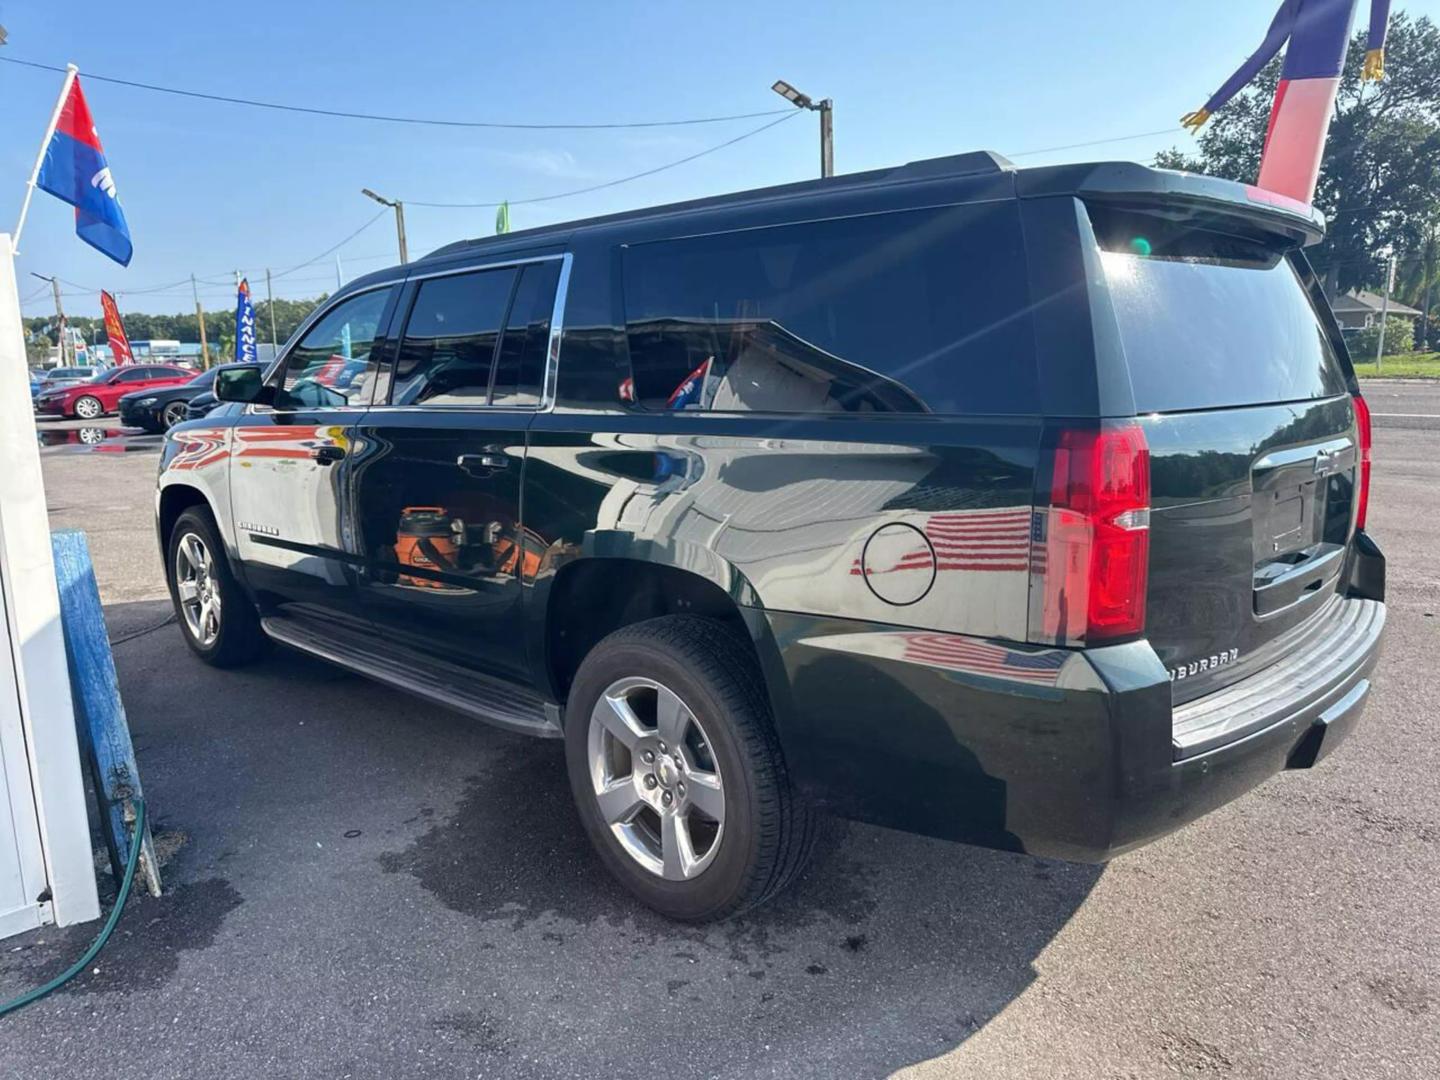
[4, 0, 1438, 318]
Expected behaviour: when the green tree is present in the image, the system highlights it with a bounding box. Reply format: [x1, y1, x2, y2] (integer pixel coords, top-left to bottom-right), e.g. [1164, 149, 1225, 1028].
[1156, 13, 1440, 300]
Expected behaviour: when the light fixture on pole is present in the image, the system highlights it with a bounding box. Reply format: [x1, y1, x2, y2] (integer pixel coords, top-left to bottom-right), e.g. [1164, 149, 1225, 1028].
[772, 80, 833, 178]
[361, 188, 409, 265]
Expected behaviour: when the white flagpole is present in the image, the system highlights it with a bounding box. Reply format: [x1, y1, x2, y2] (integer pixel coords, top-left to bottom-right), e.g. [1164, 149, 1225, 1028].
[13, 64, 79, 255]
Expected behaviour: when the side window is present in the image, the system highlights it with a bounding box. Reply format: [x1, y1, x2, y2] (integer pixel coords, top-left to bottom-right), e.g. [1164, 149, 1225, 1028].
[390, 268, 516, 406]
[619, 204, 1036, 415]
[491, 261, 560, 407]
[276, 288, 393, 410]
[115, 367, 151, 383]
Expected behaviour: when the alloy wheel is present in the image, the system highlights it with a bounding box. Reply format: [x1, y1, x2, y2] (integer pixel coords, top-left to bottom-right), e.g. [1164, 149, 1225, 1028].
[74, 396, 102, 419]
[174, 532, 222, 648]
[162, 401, 188, 428]
[587, 676, 726, 880]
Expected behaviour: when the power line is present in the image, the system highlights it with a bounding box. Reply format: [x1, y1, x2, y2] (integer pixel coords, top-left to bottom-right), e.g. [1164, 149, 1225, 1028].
[0, 55, 792, 131]
[270, 210, 389, 279]
[410, 110, 803, 208]
[1007, 127, 1179, 158]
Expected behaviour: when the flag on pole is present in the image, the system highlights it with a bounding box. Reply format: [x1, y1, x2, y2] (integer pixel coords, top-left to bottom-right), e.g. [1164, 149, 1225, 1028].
[235, 278, 258, 363]
[34, 75, 133, 266]
[100, 290, 135, 365]
[496, 201, 511, 235]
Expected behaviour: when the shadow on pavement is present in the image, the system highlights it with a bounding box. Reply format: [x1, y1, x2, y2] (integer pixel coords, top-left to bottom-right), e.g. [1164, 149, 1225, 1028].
[0, 598, 1102, 1079]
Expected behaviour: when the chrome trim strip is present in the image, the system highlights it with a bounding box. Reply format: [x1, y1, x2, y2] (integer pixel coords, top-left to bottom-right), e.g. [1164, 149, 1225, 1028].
[405, 252, 564, 284]
[542, 252, 574, 412]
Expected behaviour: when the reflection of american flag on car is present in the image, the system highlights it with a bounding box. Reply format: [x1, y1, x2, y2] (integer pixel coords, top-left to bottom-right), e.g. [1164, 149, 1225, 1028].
[900, 632, 1067, 685]
[852, 507, 1037, 576]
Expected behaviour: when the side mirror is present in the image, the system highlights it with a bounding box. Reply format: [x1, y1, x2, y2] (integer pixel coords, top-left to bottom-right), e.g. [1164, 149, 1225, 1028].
[214, 365, 272, 405]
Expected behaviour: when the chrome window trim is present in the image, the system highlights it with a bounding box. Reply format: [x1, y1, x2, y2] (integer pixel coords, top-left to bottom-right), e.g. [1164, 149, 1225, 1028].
[247, 280, 399, 416]
[366, 251, 573, 413]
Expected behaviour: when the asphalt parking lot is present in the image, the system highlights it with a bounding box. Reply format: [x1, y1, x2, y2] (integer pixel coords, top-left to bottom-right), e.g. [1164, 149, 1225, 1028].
[1, 388, 1437, 1079]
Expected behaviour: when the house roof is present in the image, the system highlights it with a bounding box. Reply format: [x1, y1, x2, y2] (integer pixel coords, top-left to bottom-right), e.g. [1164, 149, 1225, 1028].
[1332, 290, 1423, 316]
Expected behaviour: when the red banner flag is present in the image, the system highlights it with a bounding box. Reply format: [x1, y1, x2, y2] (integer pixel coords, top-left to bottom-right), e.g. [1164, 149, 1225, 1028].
[99, 289, 134, 365]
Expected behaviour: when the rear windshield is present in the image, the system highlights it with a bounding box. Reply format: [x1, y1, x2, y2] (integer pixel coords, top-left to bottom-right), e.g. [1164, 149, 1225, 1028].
[1096, 225, 1347, 413]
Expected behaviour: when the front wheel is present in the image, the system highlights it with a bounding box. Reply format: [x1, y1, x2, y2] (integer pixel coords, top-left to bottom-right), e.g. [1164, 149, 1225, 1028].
[167, 506, 266, 667]
[564, 615, 816, 921]
[161, 400, 189, 428]
[73, 395, 103, 419]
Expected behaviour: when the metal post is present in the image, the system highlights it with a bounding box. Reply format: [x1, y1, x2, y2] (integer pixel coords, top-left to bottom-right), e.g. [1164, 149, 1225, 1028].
[265, 268, 277, 349]
[1375, 251, 1395, 372]
[394, 201, 409, 265]
[192, 274, 210, 370]
[30, 275, 67, 367]
[13, 65, 78, 255]
[819, 99, 834, 178]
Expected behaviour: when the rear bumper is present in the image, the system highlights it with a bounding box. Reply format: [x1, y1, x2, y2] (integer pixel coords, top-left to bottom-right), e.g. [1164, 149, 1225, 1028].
[755, 593, 1384, 862]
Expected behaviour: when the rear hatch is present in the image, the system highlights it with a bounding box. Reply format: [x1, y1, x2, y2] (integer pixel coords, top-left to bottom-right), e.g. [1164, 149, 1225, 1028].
[1087, 202, 1364, 705]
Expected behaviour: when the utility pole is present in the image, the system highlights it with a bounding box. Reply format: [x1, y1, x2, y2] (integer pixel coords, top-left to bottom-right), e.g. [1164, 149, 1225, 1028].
[265, 268, 278, 349]
[191, 274, 210, 370]
[361, 189, 408, 264]
[771, 80, 834, 178]
[1375, 250, 1396, 372]
[30, 273, 66, 366]
[1422, 231, 1436, 353]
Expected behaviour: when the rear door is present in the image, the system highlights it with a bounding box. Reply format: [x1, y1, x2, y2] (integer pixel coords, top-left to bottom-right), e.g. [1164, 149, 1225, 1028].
[1086, 205, 1361, 703]
[229, 285, 399, 624]
[350, 256, 563, 680]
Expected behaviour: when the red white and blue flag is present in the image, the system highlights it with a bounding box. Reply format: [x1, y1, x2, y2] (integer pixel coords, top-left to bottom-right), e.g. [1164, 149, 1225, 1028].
[36, 75, 133, 266]
[666, 357, 713, 410]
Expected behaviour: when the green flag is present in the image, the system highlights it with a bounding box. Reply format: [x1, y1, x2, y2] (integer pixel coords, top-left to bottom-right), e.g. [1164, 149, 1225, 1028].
[496, 201, 511, 235]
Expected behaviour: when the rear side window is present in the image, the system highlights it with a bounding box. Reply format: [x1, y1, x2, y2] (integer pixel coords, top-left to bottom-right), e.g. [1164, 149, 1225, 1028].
[491, 261, 560, 407]
[619, 203, 1036, 415]
[391, 268, 517, 406]
[1093, 213, 1348, 412]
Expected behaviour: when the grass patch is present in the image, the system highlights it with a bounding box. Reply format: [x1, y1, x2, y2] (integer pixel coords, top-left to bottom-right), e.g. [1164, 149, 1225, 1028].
[1351, 352, 1440, 378]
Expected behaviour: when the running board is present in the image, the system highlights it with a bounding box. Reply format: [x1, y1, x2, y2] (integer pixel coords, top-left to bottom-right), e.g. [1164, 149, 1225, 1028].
[261, 614, 561, 739]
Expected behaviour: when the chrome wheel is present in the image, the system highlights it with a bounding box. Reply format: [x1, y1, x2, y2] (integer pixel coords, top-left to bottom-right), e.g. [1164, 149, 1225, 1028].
[587, 676, 726, 880]
[174, 532, 222, 648]
[74, 396, 102, 419]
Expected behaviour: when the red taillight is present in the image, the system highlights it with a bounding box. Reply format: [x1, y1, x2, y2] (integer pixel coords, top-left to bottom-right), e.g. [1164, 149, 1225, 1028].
[1036, 423, 1151, 644]
[1353, 393, 1372, 531]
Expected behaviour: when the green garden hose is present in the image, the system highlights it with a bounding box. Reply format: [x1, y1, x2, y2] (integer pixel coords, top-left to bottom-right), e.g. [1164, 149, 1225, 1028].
[0, 797, 147, 1019]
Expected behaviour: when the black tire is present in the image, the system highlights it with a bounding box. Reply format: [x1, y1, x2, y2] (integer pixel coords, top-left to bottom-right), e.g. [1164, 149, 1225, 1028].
[161, 400, 189, 429]
[166, 506, 267, 667]
[72, 394, 103, 420]
[564, 615, 816, 921]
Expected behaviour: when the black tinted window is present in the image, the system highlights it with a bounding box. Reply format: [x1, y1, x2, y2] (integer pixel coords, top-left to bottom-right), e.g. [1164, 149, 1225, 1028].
[278, 288, 392, 409]
[620, 204, 1035, 415]
[391, 269, 516, 406]
[491, 261, 560, 407]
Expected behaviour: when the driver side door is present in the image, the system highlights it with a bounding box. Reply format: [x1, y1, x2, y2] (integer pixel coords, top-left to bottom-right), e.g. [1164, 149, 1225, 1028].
[228, 285, 400, 624]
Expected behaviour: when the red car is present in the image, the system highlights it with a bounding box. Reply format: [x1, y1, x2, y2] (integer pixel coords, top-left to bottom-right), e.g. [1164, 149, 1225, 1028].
[34, 365, 195, 419]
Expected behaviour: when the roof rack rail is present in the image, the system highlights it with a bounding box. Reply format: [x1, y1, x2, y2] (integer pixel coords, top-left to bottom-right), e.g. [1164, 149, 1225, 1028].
[888, 150, 1014, 181]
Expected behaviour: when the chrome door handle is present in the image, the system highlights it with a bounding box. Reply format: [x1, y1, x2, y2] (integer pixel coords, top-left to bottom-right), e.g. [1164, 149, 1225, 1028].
[311, 445, 346, 465]
[457, 452, 509, 474]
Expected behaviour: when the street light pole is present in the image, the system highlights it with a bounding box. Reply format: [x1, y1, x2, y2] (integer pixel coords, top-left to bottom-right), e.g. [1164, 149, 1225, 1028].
[771, 80, 833, 178]
[361, 188, 408, 264]
[1375, 250, 1396, 373]
[30, 273, 66, 366]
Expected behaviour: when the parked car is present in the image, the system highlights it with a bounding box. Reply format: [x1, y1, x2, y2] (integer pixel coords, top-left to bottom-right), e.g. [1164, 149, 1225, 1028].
[28, 369, 44, 400]
[182, 389, 220, 422]
[35, 364, 193, 419]
[119, 362, 261, 433]
[156, 151, 1386, 921]
[37, 365, 98, 394]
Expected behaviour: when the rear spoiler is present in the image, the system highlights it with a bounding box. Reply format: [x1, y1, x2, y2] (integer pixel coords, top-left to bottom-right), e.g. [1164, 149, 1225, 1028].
[1016, 161, 1326, 248]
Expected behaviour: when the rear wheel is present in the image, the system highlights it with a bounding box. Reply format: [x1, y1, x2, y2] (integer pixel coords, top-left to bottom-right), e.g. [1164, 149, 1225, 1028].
[161, 400, 188, 428]
[73, 395, 103, 419]
[167, 506, 266, 667]
[565, 615, 816, 921]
